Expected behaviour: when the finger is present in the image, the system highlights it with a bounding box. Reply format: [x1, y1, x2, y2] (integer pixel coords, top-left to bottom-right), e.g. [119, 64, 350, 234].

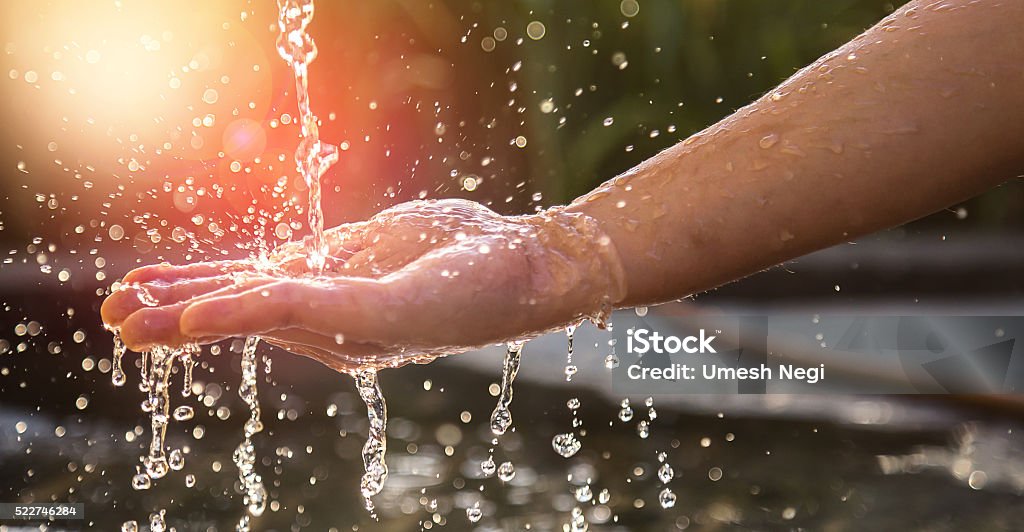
[119, 276, 279, 351]
[179, 277, 406, 342]
[101, 275, 237, 328]
[121, 260, 250, 285]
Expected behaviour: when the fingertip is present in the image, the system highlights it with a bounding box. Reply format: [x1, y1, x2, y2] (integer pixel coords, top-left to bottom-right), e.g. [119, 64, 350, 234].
[121, 263, 173, 285]
[101, 287, 148, 329]
[120, 307, 186, 351]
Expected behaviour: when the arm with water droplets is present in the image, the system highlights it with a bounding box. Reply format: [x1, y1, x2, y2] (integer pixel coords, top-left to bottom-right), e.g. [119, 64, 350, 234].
[564, 0, 1024, 307]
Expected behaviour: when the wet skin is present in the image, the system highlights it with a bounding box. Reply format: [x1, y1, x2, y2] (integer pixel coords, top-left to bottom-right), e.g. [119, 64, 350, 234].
[103, 0, 1024, 371]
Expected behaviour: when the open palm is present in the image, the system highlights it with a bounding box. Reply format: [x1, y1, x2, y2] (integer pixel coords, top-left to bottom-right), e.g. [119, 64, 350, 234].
[101, 199, 625, 372]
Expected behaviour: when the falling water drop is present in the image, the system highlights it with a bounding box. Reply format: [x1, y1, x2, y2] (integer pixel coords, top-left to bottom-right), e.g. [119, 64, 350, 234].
[131, 469, 151, 491]
[480, 456, 496, 477]
[658, 463, 675, 483]
[564, 325, 576, 381]
[552, 432, 582, 458]
[168, 448, 185, 471]
[355, 368, 388, 511]
[490, 342, 523, 436]
[111, 330, 127, 386]
[233, 336, 267, 528]
[497, 461, 516, 481]
[658, 488, 677, 509]
[173, 405, 194, 421]
[180, 348, 196, 397]
[149, 510, 166, 532]
[466, 504, 482, 523]
[618, 399, 634, 422]
[569, 506, 588, 532]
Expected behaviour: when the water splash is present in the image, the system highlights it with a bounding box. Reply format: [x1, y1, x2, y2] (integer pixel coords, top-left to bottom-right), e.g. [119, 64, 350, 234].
[233, 336, 267, 531]
[354, 368, 388, 512]
[490, 342, 523, 436]
[276, 0, 338, 273]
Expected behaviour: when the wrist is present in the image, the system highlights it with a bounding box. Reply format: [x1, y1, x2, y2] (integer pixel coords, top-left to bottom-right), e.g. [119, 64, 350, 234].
[529, 206, 629, 322]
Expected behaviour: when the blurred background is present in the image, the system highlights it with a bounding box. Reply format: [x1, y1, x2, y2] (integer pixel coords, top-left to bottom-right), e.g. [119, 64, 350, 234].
[2, 0, 1024, 530]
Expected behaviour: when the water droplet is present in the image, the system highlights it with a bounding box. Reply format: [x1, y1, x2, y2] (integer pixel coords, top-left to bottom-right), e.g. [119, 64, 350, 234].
[575, 484, 593, 502]
[759, 133, 779, 149]
[490, 343, 523, 436]
[637, 420, 650, 438]
[604, 354, 620, 369]
[618, 399, 634, 422]
[149, 509, 167, 532]
[569, 507, 588, 532]
[658, 463, 674, 483]
[131, 471, 151, 490]
[168, 448, 185, 471]
[173, 405, 194, 421]
[598, 489, 611, 504]
[552, 432, 582, 458]
[497, 461, 516, 481]
[480, 456, 496, 477]
[466, 503, 482, 523]
[658, 488, 677, 508]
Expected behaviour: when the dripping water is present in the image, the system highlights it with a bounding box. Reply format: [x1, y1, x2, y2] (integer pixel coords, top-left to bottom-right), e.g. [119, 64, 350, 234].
[111, 329, 126, 386]
[354, 368, 388, 512]
[233, 336, 267, 531]
[489, 341, 523, 436]
[275, 0, 338, 274]
[564, 325, 577, 381]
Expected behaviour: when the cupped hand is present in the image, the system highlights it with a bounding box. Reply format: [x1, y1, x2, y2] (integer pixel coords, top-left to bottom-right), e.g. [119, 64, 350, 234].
[101, 199, 626, 372]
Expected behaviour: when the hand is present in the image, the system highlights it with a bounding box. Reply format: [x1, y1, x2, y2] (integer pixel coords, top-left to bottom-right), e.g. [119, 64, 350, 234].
[101, 199, 626, 372]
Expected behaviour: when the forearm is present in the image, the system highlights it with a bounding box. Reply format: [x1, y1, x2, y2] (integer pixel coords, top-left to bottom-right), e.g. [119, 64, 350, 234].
[565, 0, 1024, 307]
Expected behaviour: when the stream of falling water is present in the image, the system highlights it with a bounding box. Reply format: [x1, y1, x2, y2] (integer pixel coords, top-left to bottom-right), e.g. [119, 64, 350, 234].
[276, 0, 338, 274]
[354, 368, 388, 513]
[234, 336, 267, 531]
[489, 342, 523, 437]
[275, 0, 394, 512]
